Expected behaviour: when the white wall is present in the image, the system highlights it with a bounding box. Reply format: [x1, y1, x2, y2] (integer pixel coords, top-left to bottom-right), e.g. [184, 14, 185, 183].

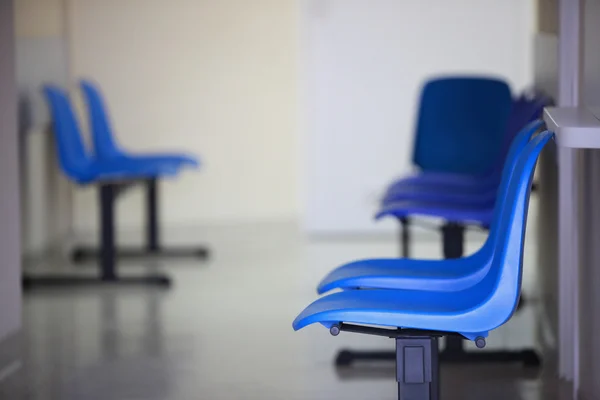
[67, 0, 299, 234]
[64, 1, 537, 236]
[301, 0, 536, 234]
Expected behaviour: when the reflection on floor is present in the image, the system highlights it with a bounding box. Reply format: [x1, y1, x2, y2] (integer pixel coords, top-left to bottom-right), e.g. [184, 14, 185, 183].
[2, 217, 572, 399]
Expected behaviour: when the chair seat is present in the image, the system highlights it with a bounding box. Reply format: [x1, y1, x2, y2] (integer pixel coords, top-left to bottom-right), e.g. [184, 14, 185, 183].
[292, 289, 490, 340]
[76, 159, 182, 184]
[42, 85, 202, 186]
[317, 253, 491, 294]
[387, 171, 487, 190]
[112, 152, 200, 169]
[382, 183, 497, 206]
[375, 200, 494, 226]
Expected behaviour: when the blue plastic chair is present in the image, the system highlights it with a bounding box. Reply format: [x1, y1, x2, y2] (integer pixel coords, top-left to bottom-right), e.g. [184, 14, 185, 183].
[311, 120, 546, 369]
[317, 119, 543, 295]
[375, 77, 508, 259]
[79, 79, 199, 169]
[376, 120, 544, 231]
[26, 85, 197, 290]
[382, 96, 547, 205]
[405, 77, 513, 176]
[43, 86, 181, 184]
[293, 131, 554, 400]
[384, 95, 528, 192]
[384, 93, 549, 192]
[384, 96, 547, 259]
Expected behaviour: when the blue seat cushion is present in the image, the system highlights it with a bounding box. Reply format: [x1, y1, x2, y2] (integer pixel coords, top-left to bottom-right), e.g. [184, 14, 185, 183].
[375, 200, 494, 226]
[109, 153, 200, 169]
[382, 184, 497, 206]
[317, 253, 492, 295]
[76, 158, 183, 184]
[292, 289, 494, 341]
[385, 171, 486, 192]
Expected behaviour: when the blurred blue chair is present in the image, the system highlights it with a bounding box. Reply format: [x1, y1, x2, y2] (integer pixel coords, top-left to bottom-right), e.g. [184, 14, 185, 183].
[380, 76, 512, 257]
[383, 96, 547, 206]
[42, 87, 183, 184]
[23, 85, 205, 290]
[408, 77, 512, 174]
[384, 94, 543, 194]
[293, 131, 554, 400]
[389, 94, 548, 259]
[22, 85, 176, 289]
[384, 77, 512, 193]
[79, 79, 199, 169]
[73, 79, 209, 266]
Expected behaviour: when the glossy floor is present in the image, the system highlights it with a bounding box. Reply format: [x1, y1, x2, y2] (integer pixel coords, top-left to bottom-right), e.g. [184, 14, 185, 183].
[3, 217, 570, 399]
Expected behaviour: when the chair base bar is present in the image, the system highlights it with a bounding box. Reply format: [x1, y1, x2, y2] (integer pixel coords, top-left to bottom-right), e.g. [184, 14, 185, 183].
[71, 245, 209, 263]
[334, 326, 540, 368]
[439, 348, 540, 365]
[335, 344, 541, 368]
[62, 179, 209, 290]
[22, 273, 172, 290]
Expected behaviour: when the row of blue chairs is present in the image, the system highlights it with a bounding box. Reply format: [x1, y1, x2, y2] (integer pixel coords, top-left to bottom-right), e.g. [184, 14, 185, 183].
[293, 77, 553, 400]
[294, 123, 554, 400]
[318, 77, 549, 367]
[381, 78, 549, 260]
[23, 80, 207, 289]
[334, 79, 549, 366]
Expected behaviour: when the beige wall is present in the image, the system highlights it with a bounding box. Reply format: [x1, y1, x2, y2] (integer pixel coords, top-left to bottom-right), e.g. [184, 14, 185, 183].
[67, 0, 299, 234]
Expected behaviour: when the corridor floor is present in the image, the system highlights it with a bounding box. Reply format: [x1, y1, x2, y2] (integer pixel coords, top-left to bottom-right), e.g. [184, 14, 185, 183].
[1, 216, 570, 399]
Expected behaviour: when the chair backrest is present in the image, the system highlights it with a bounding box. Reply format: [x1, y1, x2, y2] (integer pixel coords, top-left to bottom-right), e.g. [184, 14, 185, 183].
[476, 119, 543, 255]
[79, 79, 122, 158]
[466, 130, 554, 331]
[412, 76, 513, 174]
[42, 85, 93, 180]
